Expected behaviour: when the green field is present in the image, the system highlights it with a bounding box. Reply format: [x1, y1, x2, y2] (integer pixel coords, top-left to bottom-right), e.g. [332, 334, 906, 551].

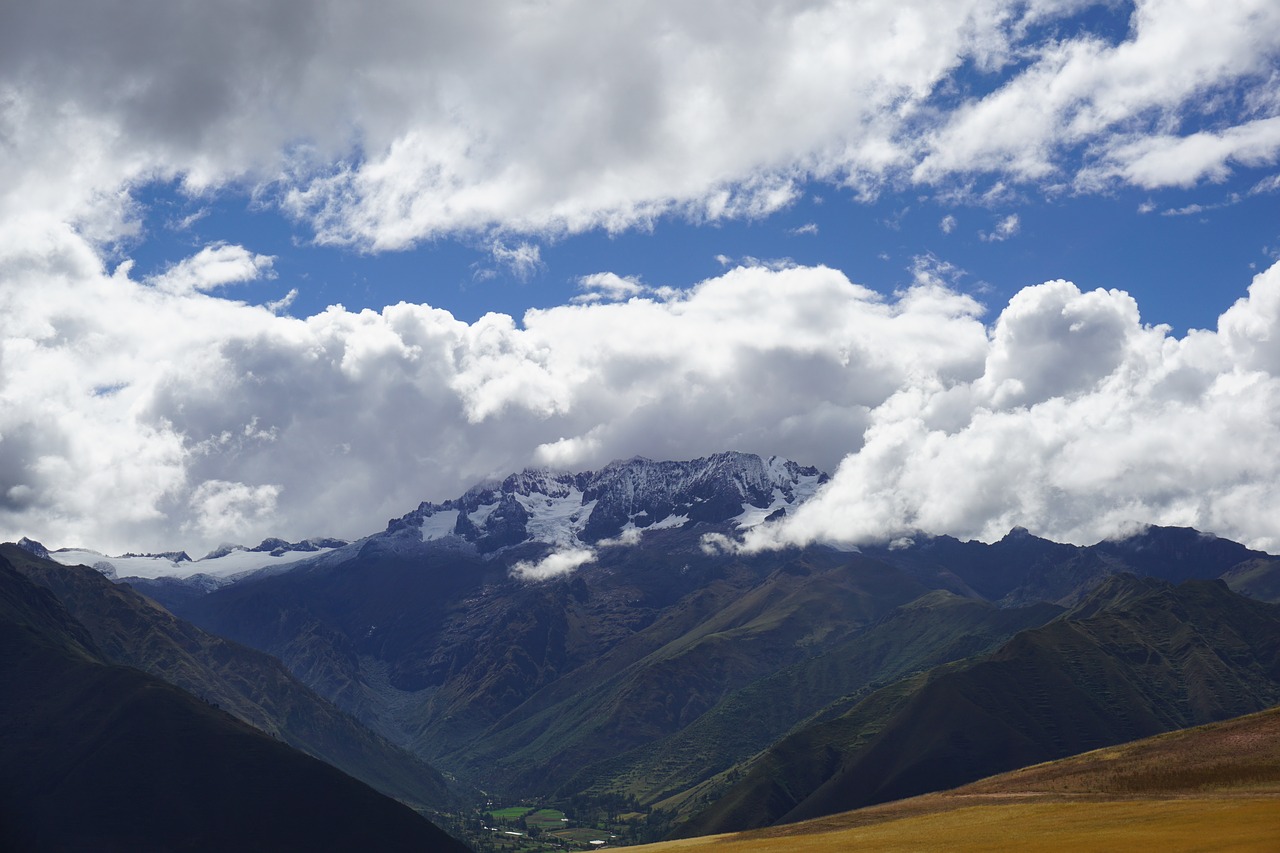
[551, 827, 613, 842]
[488, 806, 535, 821]
[524, 808, 568, 828]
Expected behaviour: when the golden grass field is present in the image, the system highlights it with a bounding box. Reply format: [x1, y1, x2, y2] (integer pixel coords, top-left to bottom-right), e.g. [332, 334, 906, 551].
[641, 797, 1279, 852]
[636, 705, 1280, 852]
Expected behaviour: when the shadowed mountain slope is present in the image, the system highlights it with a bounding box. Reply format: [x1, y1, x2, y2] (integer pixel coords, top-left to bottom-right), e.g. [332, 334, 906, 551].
[0, 556, 469, 853]
[0, 543, 458, 813]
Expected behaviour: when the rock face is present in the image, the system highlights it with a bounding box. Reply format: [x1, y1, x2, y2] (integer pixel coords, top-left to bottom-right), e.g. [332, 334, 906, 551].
[387, 451, 828, 551]
[15, 537, 50, 559]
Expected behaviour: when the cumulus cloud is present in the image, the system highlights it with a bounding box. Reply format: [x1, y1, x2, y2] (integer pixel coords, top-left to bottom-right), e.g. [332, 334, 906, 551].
[0, 220, 995, 553]
[511, 547, 596, 581]
[8, 213, 1280, 554]
[1, 2, 1277, 248]
[148, 242, 275, 294]
[939, 214, 957, 234]
[737, 261, 1280, 554]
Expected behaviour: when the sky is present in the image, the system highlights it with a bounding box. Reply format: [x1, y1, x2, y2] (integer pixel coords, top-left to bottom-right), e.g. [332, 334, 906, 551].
[3, 0, 1280, 557]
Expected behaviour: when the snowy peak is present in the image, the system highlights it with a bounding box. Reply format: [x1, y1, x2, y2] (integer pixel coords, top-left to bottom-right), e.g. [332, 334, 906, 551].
[387, 452, 828, 553]
[49, 536, 350, 582]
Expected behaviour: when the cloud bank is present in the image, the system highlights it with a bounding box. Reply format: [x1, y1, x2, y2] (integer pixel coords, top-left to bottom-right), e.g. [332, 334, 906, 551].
[6, 217, 1280, 554]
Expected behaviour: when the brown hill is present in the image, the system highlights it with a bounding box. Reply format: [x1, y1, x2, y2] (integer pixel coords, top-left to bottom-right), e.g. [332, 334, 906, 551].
[635, 704, 1280, 852]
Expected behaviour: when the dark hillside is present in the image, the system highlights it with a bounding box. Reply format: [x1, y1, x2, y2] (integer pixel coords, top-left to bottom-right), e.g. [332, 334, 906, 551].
[0, 557, 469, 853]
[0, 543, 458, 813]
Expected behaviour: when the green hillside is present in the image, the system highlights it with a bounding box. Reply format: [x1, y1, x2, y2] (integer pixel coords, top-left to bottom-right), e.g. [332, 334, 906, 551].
[681, 575, 1280, 836]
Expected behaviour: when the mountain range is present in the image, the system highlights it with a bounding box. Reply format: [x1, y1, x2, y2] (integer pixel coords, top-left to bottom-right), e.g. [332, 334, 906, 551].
[12, 450, 1280, 846]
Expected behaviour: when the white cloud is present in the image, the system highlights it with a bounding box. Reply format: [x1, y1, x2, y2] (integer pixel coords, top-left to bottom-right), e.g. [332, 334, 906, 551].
[573, 272, 647, 303]
[739, 261, 1280, 554]
[266, 288, 299, 314]
[789, 223, 819, 236]
[6, 1, 1280, 559]
[489, 240, 544, 281]
[917, 1, 1280, 193]
[2, 1, 1277, 248]
[1249, 173, 1280, 195]
[188, 480, 281, 543]
[147, 243, 275, 294]
[939, 214, 957, 234]
[0, 221, 991, 554]
[511, 547, 596, 581]
[980, 213, 1021, 242]
[1085, 116, 1280, 190]
[9, 216, 1280, 555]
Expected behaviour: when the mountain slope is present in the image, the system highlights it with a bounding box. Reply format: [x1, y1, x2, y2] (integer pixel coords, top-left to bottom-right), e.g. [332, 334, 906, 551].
[0, 543, 459, 813]
[179, 526, 933, 801]
[867, 525, 1280, 606]
[0, 556, 469, 853]
[682, 574, 1280, 836]
[554, 591, 1061, 815]
[446, 550, 929, 797]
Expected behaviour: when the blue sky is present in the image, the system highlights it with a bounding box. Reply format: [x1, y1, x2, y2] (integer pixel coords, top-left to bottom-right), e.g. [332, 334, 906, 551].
[4, 0, 1280, 555]
[128, 166, 1277, 334]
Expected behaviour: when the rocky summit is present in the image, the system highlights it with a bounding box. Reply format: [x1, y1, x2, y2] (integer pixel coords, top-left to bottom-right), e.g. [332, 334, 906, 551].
[384, 451, 829, 553]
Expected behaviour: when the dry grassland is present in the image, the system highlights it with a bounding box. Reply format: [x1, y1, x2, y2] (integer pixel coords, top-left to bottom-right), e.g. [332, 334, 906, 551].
[638, 797, 1280, 852]
[637, 705, 1280, 852]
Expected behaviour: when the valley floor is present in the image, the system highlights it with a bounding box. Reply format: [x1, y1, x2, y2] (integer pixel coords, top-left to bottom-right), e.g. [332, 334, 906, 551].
[634, 794, 1280, 852]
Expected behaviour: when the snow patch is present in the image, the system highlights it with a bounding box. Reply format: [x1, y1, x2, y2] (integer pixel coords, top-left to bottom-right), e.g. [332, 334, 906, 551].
[419, 510, 460, 541]
[515, 490, 596, 547]
[50, 545, 336, 580]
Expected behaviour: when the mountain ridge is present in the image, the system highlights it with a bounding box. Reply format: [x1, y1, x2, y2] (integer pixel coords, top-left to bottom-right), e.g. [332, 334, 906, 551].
[0, 555, 469, 853]
[0, 543, 461, 815]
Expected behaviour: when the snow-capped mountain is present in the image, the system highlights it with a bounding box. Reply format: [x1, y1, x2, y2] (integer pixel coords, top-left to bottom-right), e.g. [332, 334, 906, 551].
[43, 452, 826, 582]
[386, 451, 828, 553]
[49, 536, 350, 581]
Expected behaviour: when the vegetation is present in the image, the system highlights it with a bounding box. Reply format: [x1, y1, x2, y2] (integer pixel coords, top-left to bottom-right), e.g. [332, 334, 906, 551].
[680, 574, 1280, 836]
